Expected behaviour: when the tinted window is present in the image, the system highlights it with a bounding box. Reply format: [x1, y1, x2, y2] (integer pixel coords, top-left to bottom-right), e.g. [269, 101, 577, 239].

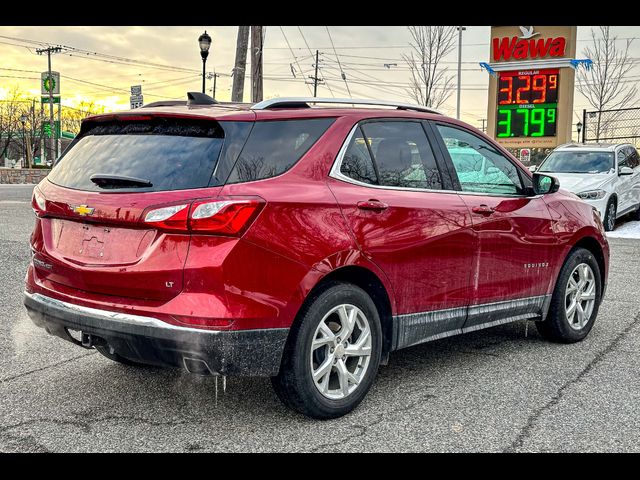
[621, 146, 640, 169]
[539, 151, 614, 174]
[361, 121, 442, 190]
[227, 118, 335, 183]
[617, 148, 630, 168]
[629, 147, 640, 168]
[340, 127, 378, 185]
[48, 119, 224, 193]
[437, 124, 523, 195]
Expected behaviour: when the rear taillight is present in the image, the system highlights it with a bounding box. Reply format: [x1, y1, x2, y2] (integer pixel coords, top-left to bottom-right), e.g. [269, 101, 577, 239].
[32, 187, 46, 216]
[143, 197, 265, 236]
[143, 204, 189, 231]
[189, 199, 264, 235]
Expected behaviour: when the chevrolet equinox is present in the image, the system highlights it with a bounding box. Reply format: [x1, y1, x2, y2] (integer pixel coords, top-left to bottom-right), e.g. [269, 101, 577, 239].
[24, 94, 610, 419]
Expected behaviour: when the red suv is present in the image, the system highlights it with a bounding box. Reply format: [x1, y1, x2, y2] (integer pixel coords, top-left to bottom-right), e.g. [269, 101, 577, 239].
[25, 94, 609, 419]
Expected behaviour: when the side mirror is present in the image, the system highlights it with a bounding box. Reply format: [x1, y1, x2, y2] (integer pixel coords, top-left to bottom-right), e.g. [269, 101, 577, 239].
[528, 165, 538, 172]
[619, 166, 633, 176]
[533, 173, 560, 195]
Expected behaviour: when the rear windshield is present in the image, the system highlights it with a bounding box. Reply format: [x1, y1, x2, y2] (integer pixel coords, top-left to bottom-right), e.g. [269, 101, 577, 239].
[48, 118, 225, 192]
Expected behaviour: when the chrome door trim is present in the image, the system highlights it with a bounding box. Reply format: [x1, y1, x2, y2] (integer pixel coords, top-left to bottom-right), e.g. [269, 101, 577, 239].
[328, 124, 542, 199]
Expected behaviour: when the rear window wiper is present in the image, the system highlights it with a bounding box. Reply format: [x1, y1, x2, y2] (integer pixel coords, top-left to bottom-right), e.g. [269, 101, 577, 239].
[90, 174, 153, 189]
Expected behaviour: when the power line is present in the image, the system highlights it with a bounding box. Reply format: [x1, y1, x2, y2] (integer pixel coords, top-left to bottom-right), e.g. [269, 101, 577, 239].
[320, 64, 411, 99]
[61, 75, 175, 99]
[0, 35, 213, 77]
[279, 26, 313, 95]
[297, 26, 334, 97]
[0, 75, 39, 80]
[262, 36, 640, 51]
[0, 67, 41, 74]
[325, 26, 351, 97]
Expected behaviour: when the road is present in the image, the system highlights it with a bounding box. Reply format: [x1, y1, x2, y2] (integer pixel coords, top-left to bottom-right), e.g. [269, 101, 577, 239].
[1, 184, 639, 452]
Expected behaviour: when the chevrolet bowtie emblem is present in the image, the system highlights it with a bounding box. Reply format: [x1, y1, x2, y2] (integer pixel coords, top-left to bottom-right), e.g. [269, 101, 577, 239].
[72, 205, 95, 216]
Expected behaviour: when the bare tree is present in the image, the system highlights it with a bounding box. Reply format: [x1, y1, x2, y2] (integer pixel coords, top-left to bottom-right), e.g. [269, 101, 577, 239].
[1, 87, 103, 166]
[577, 26, 637, 139]
[402, 26, 457, 109]
[0, 86, 23, 162]
[61, 101, 105, 134]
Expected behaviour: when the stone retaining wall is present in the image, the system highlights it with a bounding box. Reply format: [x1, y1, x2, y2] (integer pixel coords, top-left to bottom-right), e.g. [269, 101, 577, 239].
[0, 168, 50, 184]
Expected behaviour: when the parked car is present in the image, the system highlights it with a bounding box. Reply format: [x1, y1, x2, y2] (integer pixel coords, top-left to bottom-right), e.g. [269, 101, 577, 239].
[537, 143, 640, 231]
[24, 95, 609, 419]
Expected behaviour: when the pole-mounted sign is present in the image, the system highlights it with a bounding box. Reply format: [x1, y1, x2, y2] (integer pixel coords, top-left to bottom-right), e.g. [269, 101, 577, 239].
[130, 85, 143, 109]
[483, 26, 580, 150]
[41, 71, 60, 96]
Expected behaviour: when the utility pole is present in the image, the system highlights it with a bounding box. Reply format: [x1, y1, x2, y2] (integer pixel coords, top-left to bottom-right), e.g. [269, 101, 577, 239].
[211, 72, 219, 100]
[456, 26, 466, 120]
[36, 46, 62, 162]
[232, 26, 250, 102]
[28, 99, 35, 167]
[308, 50, 322, 97]
[251, 26, 264, 102]
[40, 101, 44, 165]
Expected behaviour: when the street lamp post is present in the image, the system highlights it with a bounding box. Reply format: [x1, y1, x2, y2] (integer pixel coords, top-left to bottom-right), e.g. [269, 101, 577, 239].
[576, 121, 583, 143]
[198, 30, 212, 94]
[19, 114, 27, 168]
[456, 26, 466, 120]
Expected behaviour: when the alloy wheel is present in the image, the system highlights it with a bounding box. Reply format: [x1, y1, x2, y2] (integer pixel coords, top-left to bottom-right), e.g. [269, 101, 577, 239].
[607, 203, 616, 231]
[310, 304, 372, 400]
[565, 263, 597, 330]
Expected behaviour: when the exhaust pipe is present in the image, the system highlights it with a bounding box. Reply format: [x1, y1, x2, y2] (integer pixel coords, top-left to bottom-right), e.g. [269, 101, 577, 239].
[183, 357, 214, 375]
[80, 332, 106, 349]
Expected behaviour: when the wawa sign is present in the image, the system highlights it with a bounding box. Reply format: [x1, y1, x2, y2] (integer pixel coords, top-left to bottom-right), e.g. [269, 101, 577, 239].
[493, 31, 566, 61]
[486, 26, 578, 150]
[491, 25, 576, 63]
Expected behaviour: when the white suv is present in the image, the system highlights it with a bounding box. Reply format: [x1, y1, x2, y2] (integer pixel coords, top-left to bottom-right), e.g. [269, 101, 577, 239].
[536, 143, 640, 231]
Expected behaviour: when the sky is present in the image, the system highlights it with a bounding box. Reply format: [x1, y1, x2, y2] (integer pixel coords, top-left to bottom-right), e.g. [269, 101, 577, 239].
[1, 25, 639, 128]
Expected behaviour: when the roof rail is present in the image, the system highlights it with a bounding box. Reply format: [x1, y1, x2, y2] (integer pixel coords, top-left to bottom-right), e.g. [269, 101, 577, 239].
[251, 97, 442, 115]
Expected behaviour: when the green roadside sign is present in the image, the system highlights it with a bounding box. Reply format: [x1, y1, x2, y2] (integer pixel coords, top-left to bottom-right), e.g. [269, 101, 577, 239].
[43, 121, 61, 138]
[41, 96, 61, 104]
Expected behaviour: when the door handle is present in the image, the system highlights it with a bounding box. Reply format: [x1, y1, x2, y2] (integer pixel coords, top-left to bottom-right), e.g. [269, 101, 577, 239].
[472, 204, 495, 215]
[357, 200, 389, 212]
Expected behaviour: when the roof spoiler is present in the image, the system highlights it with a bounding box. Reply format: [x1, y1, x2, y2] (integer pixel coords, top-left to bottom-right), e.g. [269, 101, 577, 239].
[187, 92, 219, 106]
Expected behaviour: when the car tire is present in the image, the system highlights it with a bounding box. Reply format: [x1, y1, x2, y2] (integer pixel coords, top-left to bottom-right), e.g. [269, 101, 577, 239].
[632, 204, 640, 221]
[271, 282, 382, 419]
[604, 198, 617, 231]
[536, 248, 602, 344]
[95, 345, 149, 367]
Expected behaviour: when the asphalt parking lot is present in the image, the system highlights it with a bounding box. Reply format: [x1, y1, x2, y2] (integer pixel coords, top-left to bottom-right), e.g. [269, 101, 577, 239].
[1, 183, 639, 452]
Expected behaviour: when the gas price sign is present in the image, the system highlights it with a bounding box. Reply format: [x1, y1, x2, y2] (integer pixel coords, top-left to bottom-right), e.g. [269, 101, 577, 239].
[496, 69, 559, 138]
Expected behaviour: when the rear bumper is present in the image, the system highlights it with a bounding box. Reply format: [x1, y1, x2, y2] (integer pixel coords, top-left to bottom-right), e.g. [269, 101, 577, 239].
[24, 292, 289, 376]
